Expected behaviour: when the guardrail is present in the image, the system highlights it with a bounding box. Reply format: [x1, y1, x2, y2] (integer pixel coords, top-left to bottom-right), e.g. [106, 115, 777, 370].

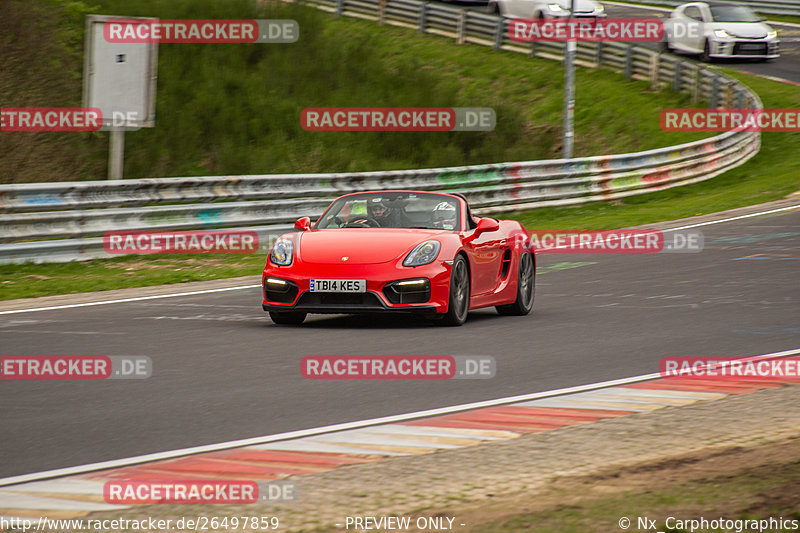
[0, 0, 763, 264]
[605, 0, 800, 18]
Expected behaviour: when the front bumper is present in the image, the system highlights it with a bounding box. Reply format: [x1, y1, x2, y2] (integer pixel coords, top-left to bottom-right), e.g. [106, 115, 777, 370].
[262, 260, 451, 314]
[709, 38, 780, 59]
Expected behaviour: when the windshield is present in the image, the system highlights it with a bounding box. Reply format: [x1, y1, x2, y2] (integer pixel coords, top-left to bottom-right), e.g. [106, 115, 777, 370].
[315, 192, 462, 230]
[710, 5, 761, 22]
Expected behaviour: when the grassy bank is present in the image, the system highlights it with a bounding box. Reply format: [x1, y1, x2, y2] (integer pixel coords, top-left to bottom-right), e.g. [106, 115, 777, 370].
[465, 439, 800, 533]
[1, 0, 705, 182]
[503, 69, 800, 229]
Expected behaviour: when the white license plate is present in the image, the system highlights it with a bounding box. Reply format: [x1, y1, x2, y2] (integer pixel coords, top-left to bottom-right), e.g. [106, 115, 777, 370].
[310, 279, 366, 293]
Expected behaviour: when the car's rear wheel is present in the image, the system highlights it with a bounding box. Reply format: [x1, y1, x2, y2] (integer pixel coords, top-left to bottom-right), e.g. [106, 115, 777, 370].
[496, 252, 535, 316]
[439, 255, 470, 326]
[269, 311, 307, 325]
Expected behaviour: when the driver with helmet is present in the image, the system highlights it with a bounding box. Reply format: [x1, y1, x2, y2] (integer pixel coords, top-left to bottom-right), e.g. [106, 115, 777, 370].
[432, 201, 458, 230]
[351, 197, 405, 228]
[367, 198, 391, 224]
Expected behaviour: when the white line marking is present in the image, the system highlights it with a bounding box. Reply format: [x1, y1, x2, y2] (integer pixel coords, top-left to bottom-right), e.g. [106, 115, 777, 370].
[662, 204, 800, 232]
[0, 347, 796, 488]
[0, 285, 261, 316]
[1, 204, 798, 316]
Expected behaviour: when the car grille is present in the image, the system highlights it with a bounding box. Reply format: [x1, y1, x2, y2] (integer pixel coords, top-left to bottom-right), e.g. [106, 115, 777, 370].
[296, 292, 384, 308]
[733, 42, 768, 55]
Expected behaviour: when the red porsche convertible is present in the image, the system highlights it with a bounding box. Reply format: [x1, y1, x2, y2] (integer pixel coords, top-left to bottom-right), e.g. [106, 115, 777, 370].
[262, 191, 535, 326]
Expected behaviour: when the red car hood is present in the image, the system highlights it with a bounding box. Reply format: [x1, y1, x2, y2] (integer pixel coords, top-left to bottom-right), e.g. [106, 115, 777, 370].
[299, 229, 444, 265]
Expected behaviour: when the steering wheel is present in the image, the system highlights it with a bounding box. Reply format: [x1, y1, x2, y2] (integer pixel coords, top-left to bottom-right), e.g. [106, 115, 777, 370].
[343, 217, 380, 228]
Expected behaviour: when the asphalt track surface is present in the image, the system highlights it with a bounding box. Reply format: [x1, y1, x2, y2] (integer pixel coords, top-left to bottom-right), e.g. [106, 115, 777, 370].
[449, 1, 800, 83]
[1, 207, 798, 478]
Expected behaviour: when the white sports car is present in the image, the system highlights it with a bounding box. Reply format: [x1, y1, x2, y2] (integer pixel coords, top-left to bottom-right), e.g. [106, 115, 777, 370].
[663, 1, 780, 61]
[487, 0, 606, 20]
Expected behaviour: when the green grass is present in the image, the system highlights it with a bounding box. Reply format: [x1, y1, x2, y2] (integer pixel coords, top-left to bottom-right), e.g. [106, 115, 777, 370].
[762, 13, 800, 24]
[467, 457, 800, 533]
[0, 255, 264, 301]
[2, 0, 707, 182]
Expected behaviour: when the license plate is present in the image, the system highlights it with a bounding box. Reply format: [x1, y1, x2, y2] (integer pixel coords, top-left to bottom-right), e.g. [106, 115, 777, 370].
[310, 279, 366, 293]
[739, 44, 764, 50]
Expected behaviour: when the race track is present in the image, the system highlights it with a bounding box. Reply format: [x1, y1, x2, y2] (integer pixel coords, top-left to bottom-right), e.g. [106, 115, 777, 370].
[1, 205, 797, 478]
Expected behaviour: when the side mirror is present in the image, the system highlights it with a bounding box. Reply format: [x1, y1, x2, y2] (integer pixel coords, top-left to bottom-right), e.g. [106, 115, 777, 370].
[474, 217, 500, 236]
[294, 216, 311, 231]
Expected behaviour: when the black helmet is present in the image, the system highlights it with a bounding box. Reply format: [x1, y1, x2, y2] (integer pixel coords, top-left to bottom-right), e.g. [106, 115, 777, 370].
[368, 198, 389, 217]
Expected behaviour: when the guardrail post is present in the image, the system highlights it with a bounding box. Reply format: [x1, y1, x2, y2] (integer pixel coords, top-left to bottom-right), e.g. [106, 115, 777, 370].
[418, 2, 427, 33]
[650, 52, 659, 89]
[725, 82, 734, 108]
[710, 76, 719, 108]
[673, 61, 681, 92]
[456, 9, 467, 44]
[595, 42, 603, 68]
[528, 41, 537, 58]
[335, 0, 344, 18]
[378, 0, 387, 25]
[493, 17, 503, 50]
[624, 45, 633, 79]
[692, 66, 701, 104]
[735, 90, 743, 109]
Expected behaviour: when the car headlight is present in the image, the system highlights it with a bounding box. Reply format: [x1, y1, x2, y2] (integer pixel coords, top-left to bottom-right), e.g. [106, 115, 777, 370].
[594, 4, 604, 13]
[713, 29, 731, 39]
[403, 240, 441, 267]
[767, 30, 777, 39]
[269, 238, 294, 266]
[548, 3, 567, 12]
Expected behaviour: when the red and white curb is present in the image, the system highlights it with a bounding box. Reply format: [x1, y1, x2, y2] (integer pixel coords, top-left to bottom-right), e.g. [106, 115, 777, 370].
[1, 348, 798, 522]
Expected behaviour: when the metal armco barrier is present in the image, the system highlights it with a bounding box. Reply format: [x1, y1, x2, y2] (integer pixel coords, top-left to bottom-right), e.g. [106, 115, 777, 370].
[0, 0, 763, 264]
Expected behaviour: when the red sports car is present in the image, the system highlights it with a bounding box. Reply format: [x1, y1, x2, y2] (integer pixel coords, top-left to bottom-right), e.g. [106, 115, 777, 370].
[262, 191, 535, 326]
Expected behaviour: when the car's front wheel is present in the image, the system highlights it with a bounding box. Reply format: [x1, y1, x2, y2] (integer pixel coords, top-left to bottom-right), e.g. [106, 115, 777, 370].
[439, 255, 470, 326]
[496, 252, 535, 316]
[699, 39, 712, 62]
[269, 311, 307, 325]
